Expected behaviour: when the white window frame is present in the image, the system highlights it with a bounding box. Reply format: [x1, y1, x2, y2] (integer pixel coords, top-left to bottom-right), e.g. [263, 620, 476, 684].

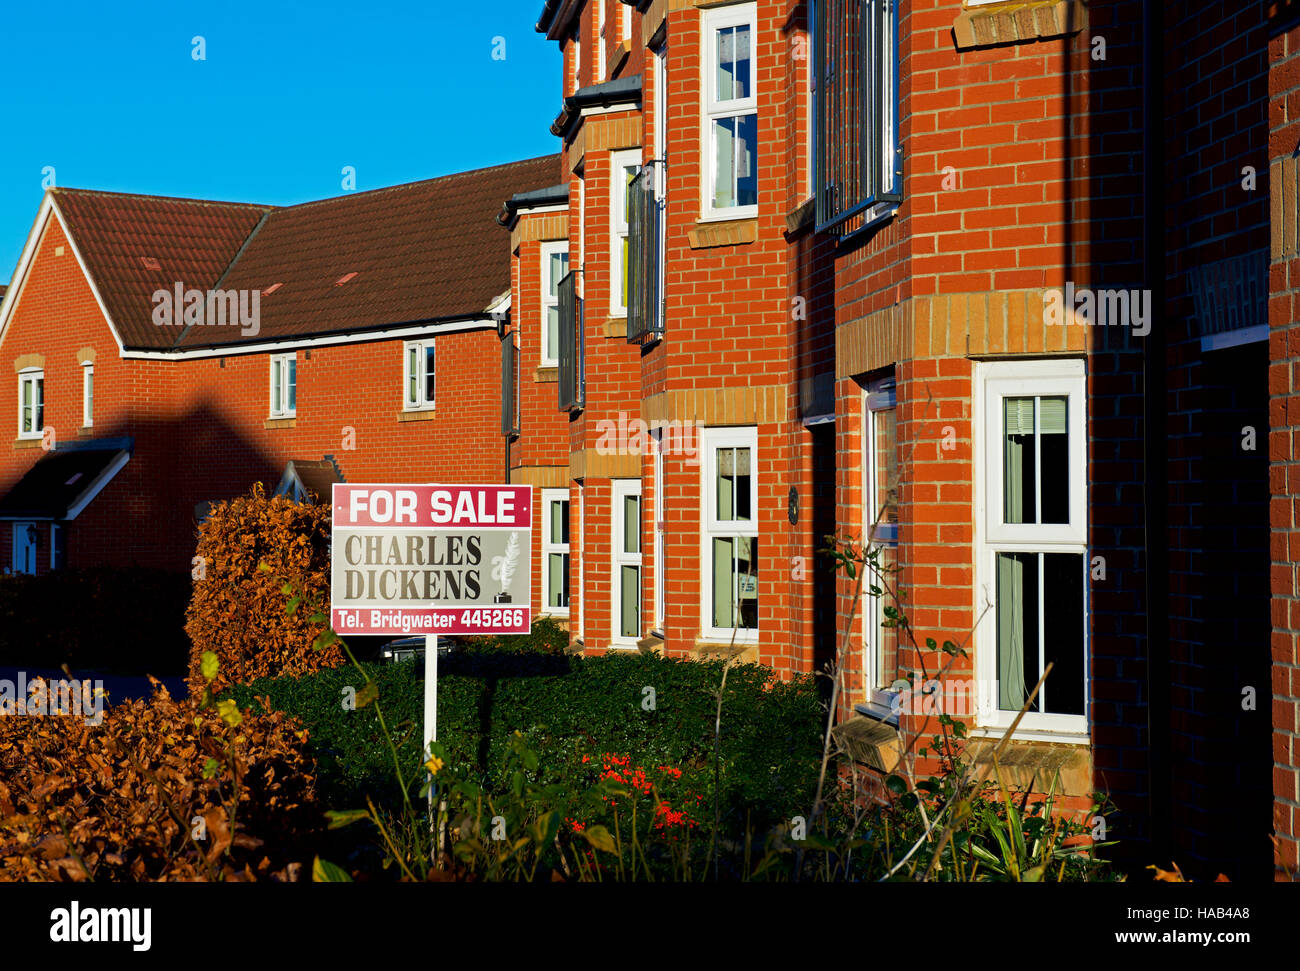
[611, 478, 643, 647]
[652, 428, 665, 631]
[610, 149, 641, 317]
[269, 353, 296, 418]
[701, 3, 758, 221]
[652, 44, 668, 169]
[577, 481, 586, 640]
[541, 487, 571, 617]
[596, 0, 606, 80]
[17, 368, 43, 440]
[700, 426, 759, 643]
[577, 173, 586, 299]
[573, 25, 581, 92]
[862, 377, 898, 697]
[974, 358, 1088, 738]
[81, 362, 94, 428]
[402, 339, 435, 411]
[540, 241, 570, 368]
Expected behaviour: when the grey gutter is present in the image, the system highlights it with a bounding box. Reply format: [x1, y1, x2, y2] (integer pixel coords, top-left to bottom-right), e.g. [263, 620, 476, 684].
[551, 75, 643, 138]
[498, 183, 571, 228]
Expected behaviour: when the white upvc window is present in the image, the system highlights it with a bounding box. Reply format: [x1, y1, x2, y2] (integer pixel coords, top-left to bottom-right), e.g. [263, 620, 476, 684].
[652, 44, 668, 167]
[611, 478, 643, 646]
[403, 339, 435, 411]
[651, 428, 665, 631]
[577, 482, 586, 640]
[81, 362, 94, 428]
[540, 242, 570, 368]
[269, 353, 296, 418]
[701, 426, 758, 641]
[610, 149, 641, 316]
[596, 0, 607, 79]
[17, 368, 44, 440]
[701, 3, 758, 219]
[975, 358, 1088, 737]
[863, 376, 899, 696]
[542, 487, 571, 616]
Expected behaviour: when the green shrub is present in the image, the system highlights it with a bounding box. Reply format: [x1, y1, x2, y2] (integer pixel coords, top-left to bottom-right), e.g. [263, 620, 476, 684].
[459, 616, 570, 654]
[228, 650, 823, 834]
[0, 568, 190, 675]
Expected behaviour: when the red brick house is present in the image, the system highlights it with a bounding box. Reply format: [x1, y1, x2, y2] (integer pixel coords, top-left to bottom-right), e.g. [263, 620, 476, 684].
[0, 156, 560, 575]
[503, 0, 1289, 880]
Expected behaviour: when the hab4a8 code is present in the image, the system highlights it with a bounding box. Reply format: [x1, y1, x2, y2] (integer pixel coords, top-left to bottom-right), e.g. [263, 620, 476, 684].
[460, 608, 525, 628]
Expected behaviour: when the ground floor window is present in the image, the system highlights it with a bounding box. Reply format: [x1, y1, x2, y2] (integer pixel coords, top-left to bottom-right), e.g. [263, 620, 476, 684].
[541, 487, 570, 616]
[863, 375, 899, 694]
[701, 426, 758, 640]
[611, 479, 642, 646]
[976, 358, 1088, 735]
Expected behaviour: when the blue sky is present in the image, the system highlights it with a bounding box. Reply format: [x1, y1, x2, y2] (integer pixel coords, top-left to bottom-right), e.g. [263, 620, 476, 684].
[0, 0, 562, 283]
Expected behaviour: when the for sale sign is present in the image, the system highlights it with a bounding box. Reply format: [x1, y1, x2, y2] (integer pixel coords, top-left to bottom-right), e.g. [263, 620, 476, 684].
[330, 484, 532, 636]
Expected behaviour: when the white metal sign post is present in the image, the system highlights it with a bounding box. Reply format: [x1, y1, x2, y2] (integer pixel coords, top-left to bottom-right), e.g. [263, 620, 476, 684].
[330, 483, 533, 825]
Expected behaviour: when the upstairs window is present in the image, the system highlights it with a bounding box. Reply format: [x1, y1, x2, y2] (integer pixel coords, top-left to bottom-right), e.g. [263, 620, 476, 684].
[269, 353, 296, 418]
[82, 362, 94, 428]
[403, 340, 435, 411]
[702, 3, 758, 219]
[17, 368, 43, 440]
[540, 242, 570, 368]
[610, 151, 640, 316]
[813, 0, 901, 234]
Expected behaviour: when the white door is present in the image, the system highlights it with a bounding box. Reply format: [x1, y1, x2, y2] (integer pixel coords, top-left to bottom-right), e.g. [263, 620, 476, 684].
[11, 522, 37, 574]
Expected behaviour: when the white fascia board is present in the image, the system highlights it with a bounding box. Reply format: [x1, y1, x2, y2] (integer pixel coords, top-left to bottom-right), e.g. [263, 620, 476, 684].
[119, 317, 498, 360]
[513, 203, 569, 217]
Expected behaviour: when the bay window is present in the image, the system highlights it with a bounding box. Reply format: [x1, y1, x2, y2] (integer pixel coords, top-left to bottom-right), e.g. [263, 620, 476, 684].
[702, 3, 758, 219]
[702, 427, 758, 640]
[612, 479, 643, 646]
[976, 359, 1088, 736]
[540, 241, 569, 368]
[542, 487, 571, 615]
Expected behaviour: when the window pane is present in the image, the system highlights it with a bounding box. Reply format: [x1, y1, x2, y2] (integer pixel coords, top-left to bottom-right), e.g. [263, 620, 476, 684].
[287, 359, 297, 412]
[550, 499, 570, 545]
[1003, 398, 1035, 524]
[21, 379, 32, 433]
[874, 542, 900, 689]
[86, 370, 94, 421]
[35, 379, 43, 430]
[623, 494, 640, 553]
[1039, 397, 1069, 524]
[425, 345, 436, 404]
[712, 114, 757, 210]
[871, 407, 898, 538]
[548, 552, 570, 608]
[996, 551, 1038, 712]
[273, 364, 282, 413]
[1042, 552, 1084, 715]
[735, 535, 758, 629]
[712, 536, 734, 629]
[621, 564, 640, 637]
[546, 307, 560, 361]
[407, 347, 418, 404]
[713, 535, 758, 630]
[715, 24, 751, 102]
[549, 252, 568, 296]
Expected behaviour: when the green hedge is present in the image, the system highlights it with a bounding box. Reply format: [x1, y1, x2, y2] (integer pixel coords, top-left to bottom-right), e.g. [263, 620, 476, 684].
[0, 568, 190, 674]
[229, 650, 823, 832]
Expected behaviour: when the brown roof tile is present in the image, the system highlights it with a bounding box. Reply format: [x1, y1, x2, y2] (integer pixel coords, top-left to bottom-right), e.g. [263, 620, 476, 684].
[52, 189, 273, 350]
[52, 155, 561, 351]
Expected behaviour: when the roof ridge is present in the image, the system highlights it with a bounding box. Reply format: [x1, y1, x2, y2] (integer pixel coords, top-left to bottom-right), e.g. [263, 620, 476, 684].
[52, 186, 276, 211]
[275, 154, 561, 213]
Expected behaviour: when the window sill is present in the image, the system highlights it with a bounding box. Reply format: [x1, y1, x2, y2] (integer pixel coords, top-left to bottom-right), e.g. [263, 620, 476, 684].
[398, 409, 437, 422]
[534, 366, 559, 383]
[78, 425, 93, 437]
[264, 417, 297, 429]
[967, 725, 1090, 746]
[953, 0, 1087, 50]
[609, 38, 631, 76]
[692, 638, 758, 662]
[785, 197, 815, 235]
[602, 317, 627, 338]
[636, 631, 665, 655]
[13, 438, 42, 450]
[687, 217, 758, 249]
